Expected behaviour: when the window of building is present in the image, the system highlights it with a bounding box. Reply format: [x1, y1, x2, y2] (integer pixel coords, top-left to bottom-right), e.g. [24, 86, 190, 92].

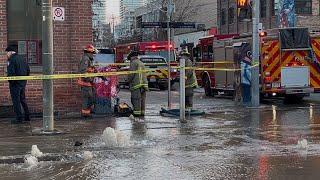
[228, 7, 235, 24]
[7, 0, 42, 65]
[221, 9, 226, 25]
[271, 0, 275, 15]
[260, 0, 267, 18]
[295, 0, 312, 15]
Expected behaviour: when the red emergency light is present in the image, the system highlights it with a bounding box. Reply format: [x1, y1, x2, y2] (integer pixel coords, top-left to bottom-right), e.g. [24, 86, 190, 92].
[265, 76, 272, 82]
[259, 31, 267, 37]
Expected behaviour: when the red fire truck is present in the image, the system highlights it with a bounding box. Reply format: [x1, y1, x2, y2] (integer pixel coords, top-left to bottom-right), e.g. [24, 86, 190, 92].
[193, 27, 320, 100]
[115, 41, 176, 63]
[115, 41, 179, 89]
[192, 34, 239, 96]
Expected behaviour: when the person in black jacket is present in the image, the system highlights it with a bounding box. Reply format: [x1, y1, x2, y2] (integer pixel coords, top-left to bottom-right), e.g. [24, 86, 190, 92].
[6, 46, 30, 124]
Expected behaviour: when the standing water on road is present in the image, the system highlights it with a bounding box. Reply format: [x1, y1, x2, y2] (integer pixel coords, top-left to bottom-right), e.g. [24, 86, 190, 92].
[0, 91, 320, 179]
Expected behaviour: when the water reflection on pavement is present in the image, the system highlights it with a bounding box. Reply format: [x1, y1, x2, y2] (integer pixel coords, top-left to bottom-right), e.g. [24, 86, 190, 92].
[0, 91, 320, 179]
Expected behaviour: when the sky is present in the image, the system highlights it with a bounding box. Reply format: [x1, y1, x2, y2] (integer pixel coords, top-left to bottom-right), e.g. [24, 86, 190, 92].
[106, 0, 120, 23]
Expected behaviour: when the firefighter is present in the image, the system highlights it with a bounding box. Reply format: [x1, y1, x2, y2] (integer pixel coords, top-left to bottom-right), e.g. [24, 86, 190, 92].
[78, 44, 97, 117]
[180, 50, 198, 109]
[127, 51, 149, 117]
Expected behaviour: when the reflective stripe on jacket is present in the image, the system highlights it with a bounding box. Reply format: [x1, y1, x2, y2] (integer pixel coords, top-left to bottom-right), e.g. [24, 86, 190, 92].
[128, 58, 149, 91]
[185, 58, 198, 88]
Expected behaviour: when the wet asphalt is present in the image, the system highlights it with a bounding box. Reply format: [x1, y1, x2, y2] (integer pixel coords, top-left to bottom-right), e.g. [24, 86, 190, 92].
[0, 88, 320, 180]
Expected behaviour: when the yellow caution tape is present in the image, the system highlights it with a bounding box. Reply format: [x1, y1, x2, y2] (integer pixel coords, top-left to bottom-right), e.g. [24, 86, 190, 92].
[192, 67, 241, 72]
[98, 61, 234, 66]
[195, 61, 235, 64]
[96, 62, 179, 66]
[0, 68, 170, 81]
[0, 63, 259, 81]
[186, 63, 260, 71]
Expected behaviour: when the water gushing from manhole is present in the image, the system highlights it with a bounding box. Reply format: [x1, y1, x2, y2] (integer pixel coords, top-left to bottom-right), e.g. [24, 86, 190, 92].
[102, 127, 129, 147]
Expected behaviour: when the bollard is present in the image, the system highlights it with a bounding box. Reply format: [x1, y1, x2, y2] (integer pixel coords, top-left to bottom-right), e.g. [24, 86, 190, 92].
[180, 57, 186, 122]
[310, 104, 314, 120]
[272, 105, 277, 122]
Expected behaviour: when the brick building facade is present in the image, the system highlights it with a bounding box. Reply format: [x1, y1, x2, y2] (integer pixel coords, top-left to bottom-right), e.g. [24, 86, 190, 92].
[218, 0, 320, 35]
[0, 0, 93, 116]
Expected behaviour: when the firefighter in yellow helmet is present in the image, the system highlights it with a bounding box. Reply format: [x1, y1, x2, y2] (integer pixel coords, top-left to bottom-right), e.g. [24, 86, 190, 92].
[78, 44, 97, 117]
[127, 51, 149, 117]
[180, 50, 198, 109]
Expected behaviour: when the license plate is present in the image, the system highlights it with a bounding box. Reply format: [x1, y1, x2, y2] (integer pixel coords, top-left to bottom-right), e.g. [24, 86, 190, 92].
[272, 82, 281, 88]
[149, 76, 156, 82]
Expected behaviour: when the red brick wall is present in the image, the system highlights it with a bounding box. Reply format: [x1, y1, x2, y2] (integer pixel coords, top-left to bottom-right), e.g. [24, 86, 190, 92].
[0, 0, 8, 107]
[0, 0, 93, 116]
[52, 0, 93, 116]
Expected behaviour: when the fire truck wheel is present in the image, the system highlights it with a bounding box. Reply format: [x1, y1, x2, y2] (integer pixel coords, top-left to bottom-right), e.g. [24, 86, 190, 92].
[203, 76, 213, 97]
[284, 95, 304, 104]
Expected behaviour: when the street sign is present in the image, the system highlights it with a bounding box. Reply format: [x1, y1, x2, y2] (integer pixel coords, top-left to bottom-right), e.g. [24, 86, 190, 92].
[53, 7, 65, 21]
[141, 22, 196, 29]
[170, 22, 196, 28]
[141, 22, 166, 28]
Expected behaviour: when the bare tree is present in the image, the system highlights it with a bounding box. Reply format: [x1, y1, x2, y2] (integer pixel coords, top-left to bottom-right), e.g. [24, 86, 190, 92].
[158, 0, 211, 22]
[126, 0, 212, 42]
[173, 0, 198, 21]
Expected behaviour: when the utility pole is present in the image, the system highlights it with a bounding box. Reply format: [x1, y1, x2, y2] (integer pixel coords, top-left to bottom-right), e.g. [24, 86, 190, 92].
[111, 15, 116, 39]
[42, 0, 54, 132]
[251, 0, 260, 107]
[167, 0, 174, 109]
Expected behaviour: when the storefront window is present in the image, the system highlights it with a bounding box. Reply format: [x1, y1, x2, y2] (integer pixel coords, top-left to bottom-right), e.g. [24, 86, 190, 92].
[7, 0, 42, 65]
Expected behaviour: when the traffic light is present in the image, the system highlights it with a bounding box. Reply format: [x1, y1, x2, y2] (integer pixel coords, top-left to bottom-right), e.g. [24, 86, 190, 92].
[237, 0, 252, 20]
[237, 0, 249, 7]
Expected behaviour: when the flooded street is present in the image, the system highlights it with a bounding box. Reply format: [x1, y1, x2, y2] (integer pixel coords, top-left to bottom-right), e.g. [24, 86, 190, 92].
[0, 90, 320, 180]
